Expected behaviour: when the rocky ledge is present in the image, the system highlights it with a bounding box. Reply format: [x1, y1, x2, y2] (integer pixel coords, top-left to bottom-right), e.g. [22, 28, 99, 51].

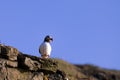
[0, 44, 69, 80]
[1, 44, 120, 80]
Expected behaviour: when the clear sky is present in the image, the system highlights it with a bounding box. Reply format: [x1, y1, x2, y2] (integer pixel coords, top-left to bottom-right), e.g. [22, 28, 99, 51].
[0, 0, 120, 70]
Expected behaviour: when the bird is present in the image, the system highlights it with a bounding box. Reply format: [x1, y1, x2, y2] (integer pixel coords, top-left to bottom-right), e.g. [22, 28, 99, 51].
[39, 35, 53, 59]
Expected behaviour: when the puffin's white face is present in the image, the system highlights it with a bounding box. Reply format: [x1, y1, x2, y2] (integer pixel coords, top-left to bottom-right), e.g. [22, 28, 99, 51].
[44, 35, 53, 42]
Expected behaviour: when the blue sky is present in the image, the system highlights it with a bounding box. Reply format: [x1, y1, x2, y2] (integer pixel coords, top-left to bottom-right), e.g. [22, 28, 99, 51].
[0, 0, 120, 70]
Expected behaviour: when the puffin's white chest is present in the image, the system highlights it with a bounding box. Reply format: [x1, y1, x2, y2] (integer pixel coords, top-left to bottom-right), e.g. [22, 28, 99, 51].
[39, 42, 52, 56]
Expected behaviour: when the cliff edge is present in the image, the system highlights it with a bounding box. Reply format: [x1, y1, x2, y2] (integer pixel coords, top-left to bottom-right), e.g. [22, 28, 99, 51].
[0, 44, 86, 80]
[0, 44, 120, 80]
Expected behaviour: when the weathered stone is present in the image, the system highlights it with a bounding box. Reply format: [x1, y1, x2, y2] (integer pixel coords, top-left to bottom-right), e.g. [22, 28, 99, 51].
[32, 72, 44, 80]
[0, 44, 91, 80]
[17, 54, 42, 71]
[17, 53, 58, 72]
[0, 45, 19, 61]
[0, 58, 17, 68]
[24, 57, 41, 71]
[0, 59, 7, 80]
[6, 60, 18, 68]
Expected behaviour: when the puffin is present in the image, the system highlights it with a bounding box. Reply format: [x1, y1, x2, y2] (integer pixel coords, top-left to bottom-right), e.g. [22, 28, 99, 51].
[39, 35, 53, 58]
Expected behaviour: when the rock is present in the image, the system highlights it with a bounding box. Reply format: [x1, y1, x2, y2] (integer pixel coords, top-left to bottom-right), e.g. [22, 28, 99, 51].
[17, 53, 58, 72]
[24, 57, 41, 71]
[56, 70, 67, 80]
[17, 53, 42, 71]
[6, 60, 18, 68]
[0, 44, 86, 80]
[0, 58, 17, 68]
[40, 58, 58, 71]
[1, 44, 120, 80]
[0, 45, 19, 61]
[48, 70, 69, 80]
[0, 55, 68, 80]
[32, 72, 44, 80]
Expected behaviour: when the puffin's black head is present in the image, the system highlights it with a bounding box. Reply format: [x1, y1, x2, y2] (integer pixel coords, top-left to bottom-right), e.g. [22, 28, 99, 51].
[44, 35, 53, 42]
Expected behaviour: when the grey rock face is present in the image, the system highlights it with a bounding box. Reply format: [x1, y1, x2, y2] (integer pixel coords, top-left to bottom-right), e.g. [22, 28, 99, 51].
[0, 44, 19, 61]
